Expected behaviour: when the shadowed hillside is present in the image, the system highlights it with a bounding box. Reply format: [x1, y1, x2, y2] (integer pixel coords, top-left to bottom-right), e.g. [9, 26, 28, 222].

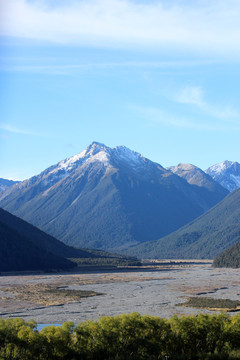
[0, 208, 75, 271]
[126, 188, 240, 259]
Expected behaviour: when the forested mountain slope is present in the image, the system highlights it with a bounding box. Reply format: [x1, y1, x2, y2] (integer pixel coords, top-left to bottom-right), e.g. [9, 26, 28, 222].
[213, 241, 240, 268]
[0, 208, 76, 271]
[126, 188, 240, 259]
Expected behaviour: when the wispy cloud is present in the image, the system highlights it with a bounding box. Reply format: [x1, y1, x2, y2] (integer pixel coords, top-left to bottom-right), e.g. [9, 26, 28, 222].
[0, 124, 44, 136]
[1, 0, 240, 57]
[175, 85, 240, 121]
[0, 60, 222, 75]
[175, 86, 204, 107]
[131, 104, 240, 132]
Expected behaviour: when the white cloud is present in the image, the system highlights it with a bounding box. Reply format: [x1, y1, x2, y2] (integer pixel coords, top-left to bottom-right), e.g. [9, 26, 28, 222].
[131, 104, 240, 132]
[175, 86, 204, 106]
[175, 85, 240, 121]
[1, 60, 220, 75]
[0, 124, 44, 136]
[1, 0, 240, 56]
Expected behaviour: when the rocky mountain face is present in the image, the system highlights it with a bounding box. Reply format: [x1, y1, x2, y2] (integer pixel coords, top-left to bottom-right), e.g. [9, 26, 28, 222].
[0, 178, 18, 194]
[205, 161, 240, 192]
[0, 142, 229, 252]
[126, 187, 240, 259]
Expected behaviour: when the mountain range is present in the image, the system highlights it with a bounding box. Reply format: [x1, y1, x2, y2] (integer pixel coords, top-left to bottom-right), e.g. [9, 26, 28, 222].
[0, 142, 231, 252]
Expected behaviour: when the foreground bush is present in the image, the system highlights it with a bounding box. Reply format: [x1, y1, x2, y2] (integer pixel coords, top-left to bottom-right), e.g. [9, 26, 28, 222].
[0, 313, 239, 359]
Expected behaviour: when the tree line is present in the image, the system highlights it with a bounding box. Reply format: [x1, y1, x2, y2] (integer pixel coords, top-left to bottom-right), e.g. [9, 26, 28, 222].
[0, 312, 240, 359]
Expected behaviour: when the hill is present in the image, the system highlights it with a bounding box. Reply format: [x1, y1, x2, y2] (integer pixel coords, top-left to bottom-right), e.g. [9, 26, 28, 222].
[213, 242, 240, 268]
[0, 142, 228, 252]
[126, 188, 240, 259]
[0, 208, 75, 272]
[0, 207, 99, 260]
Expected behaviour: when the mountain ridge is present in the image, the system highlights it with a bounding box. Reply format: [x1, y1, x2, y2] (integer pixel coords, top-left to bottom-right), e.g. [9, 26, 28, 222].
[167, 163, 228, 209]
[0, 178, 19, 194]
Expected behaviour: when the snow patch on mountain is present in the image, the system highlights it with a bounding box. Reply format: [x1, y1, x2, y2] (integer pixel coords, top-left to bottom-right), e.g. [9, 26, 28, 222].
[230, 174, 240, 188]
[206, 160, 240, 192]
[46, 142, 109, 179]
[206, 161, 235, 175]
[47, 142, 155, 181]
[113, 145, 149, 169]
[0, 178, 18, 194]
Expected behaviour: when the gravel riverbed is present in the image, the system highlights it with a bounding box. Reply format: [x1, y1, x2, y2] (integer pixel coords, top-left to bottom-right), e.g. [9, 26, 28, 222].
[0, 264, 239, 324]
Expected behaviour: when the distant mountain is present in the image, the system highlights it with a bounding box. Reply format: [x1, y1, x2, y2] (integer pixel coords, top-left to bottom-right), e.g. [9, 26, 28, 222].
[0, 178, 18, 194]
[0, 142, 228, 252]
[206, 160, 240, 192]
[213, 242, 240, 268]
[168, 163, 228, 207]
[0, 208, 76, 272]
[126, 188, 240, 259]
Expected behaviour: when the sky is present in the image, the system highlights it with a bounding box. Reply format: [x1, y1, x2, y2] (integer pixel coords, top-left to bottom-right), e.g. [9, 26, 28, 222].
[1, 0, 240, 180]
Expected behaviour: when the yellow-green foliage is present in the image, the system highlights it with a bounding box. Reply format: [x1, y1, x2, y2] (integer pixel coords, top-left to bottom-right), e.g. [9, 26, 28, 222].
[0, 313, 240, 360]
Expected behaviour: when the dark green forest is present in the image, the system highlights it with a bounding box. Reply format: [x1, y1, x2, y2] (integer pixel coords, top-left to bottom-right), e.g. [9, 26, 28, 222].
[213, 242, 240, 268]
[1, 313, 240, 360]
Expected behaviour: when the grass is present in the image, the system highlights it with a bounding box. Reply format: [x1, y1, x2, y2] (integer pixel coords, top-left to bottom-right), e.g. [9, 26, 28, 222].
[178, 297, 240, 311]
[69, 257, 141, 267]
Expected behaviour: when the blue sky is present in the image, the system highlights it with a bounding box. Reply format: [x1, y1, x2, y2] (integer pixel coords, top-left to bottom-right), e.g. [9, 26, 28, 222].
[1, 0, 240, 180]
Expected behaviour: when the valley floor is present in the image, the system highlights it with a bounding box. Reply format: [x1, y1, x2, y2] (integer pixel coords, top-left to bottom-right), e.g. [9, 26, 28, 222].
[0, 262, 239, 324]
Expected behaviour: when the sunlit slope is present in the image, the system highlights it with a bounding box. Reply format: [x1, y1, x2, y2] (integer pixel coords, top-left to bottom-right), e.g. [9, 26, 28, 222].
[168, 163, 228, 205]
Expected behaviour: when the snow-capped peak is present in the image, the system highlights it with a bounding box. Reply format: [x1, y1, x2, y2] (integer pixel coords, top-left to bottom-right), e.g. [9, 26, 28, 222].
[48, 142, 110, 176]
[205, 160, 240, 192]
[113, 145, 147, 166]
[85, 141, 108, 155]
[206, 160, 235, 175]
[36, 142, 165, 189]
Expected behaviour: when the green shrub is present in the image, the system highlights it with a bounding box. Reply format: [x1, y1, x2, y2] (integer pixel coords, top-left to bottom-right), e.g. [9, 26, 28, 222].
[0, 313, 239, 360]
